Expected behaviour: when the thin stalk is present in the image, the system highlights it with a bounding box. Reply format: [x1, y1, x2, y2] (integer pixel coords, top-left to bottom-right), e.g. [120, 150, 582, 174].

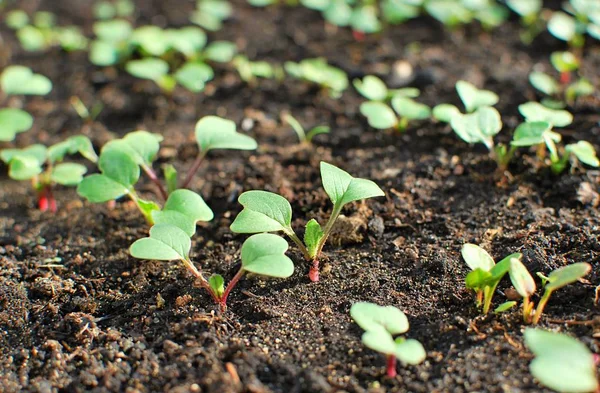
[181, 150, 207, 189]
[386, 355, 397, 378]
[285, 229, 311, 260]
[219, 268, 245, 311]
[522, 297, 532, 324]
[127, 190, 154, 225]
[181, 258, 220, 304]
[309, 203, 343, 282]
[531, 289, 552, 325]
[141, 164, 168, 201]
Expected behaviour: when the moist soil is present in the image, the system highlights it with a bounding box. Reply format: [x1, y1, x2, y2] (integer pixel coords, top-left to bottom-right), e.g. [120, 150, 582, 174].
[1, 1, 600, 392]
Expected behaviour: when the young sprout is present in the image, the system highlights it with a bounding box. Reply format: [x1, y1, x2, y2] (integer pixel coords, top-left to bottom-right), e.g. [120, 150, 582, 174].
[284, 58, 349, 98]
[233, 55, 284, 85]
[1, 136, 97, 212]
[89, 19, 133, 66]
[130, 226, 293, 311]
[230, 162, 384, 282]
[0, 108, 33, 142]
[1, 66, 53, 96]
[524, 328, 599, 393]
[283, 113, 330, 145]
[350, 302, 426, 377]
[93, 0, 135, 20]
[505, 0, 544, 44]
[547, 1, 600, 48]
[508, 257, 536, 322]
[433, 80, 499, 123]
[190, 0, 233, 32]
[354, 75, 429, 131]
[461, 244, 522, 314]
[425, 0, 508, 30]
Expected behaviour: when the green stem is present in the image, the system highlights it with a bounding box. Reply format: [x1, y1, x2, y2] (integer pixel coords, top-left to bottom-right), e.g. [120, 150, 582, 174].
[128, 190, 154, 225]
[531, 289, 552, 325]
[285, 229, 311, 260]
[309, 203, 343, 282]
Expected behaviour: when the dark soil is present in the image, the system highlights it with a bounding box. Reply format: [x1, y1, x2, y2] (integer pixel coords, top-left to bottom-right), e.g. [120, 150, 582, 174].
[1, 1, 600, 392]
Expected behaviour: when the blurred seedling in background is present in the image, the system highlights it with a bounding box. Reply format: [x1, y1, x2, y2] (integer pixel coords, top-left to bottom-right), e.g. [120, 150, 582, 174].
[130, 227, 293, 311]
[233, 56, 284, 85]
[506, 0, 544, 44]
[0, 136, 97, 212]
[433, 80, 499, 122]
[350, 302, 426, 377]
[70, 96, 104, 124]
[77, 117, 256, 223]
[190, 0, 232, 31]
[547, 0, 600, 48]
[524, 328, 599, 393]
[354, 75, 430, 131]
[282, 113, 330, 145]
[93, 0, 135, 20]
[230, 162, 384, 282]
[425, 0, 508, 31]
[284, 58, 349, 98]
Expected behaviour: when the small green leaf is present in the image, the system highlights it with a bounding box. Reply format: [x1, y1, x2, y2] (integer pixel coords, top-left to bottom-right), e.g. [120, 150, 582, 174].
[456, 80, 499, 112]
[450, 112, 482, 144]
[394, 338, 426, 365]
[195, 116, 257, 152]
[1, 144, 47, 165]
[361, 326, 397, 355]
[138, 199, 161, 221]
[511, 122, 553, 147]
[151, 189, 214, 236]
[115, 130, 163, 166]
[77, 174, 130, 202]
[461, 244, 495, 272]
[477, 106, 502, 137]
[0, 108, 33, 141]
[131, 25, 169, 56]
[353, 75, 388, 101]
[204, 41, 237, 63]
[240, 233, 294, 277]
[209, 274, 225, 297]
[304, 219, 324, 259]
[51, 163, 87, 185]
[93, 19, 132, 42]
[432, 104, 461, 123]
[323, 0, 352, 26]
[126, 58, 169, 82]
[174, 62, 214, 93]
[320, 161, 385, 207]
[16, 26, 46, 51]
[167, 27, 207, 57]
[7, 155, 43, 180]
[566, 141, 600, 168]
[529, 72, 560, 96]
[518, 102, 572, 128]
[163, 164, 178, 194]
[465, 268, 492, 290]
[130, 223, 191, 261]
[506, 0, 541, 16]
[550, 52, 579, 73]
[350, 302, 409, 335]
[391, 96, 431, 120]
[508, 258, 536, 298]
[359, 102, 398, 129]
[547, 11, 577, 42]
[350, 5, 382, 33]
[89, 41, 119, 66]
[306, 125, 330, 142]
[5, 10, 29, 29]
[494, 301, 517, 313]
[230, 191, 293, 234]
[47, 135, 97, 163]
[545, 263, 592, 292]
[283, 114, 306, 142]
[1, 66, 52, 96]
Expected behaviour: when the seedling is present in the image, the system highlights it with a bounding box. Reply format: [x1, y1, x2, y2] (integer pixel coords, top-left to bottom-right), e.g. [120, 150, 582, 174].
[0, 136, 97, 212]
[283, 113, 330, 145]
[233, 55, 284, 85]
[354, 75, 430, 131]
[89, 19, 133, 66]
[547, 0, 600, 48]
[506, 0, 544, 44]
[1, 66, 53, 96]
[93, 0, 135, 20]
[509, 262, 592, 324]
[350, 302, 426, 377]
[284, 58, 348, 98]
[461, 243, 522, 314]
[77, 117, 256, 221]
[0, 108, 33, 142]
[130, 227, 293, 310]
[425, 0, 508, 30]
[525, 328, 599, 393]
[230, 162, 384, 281]
[190, 0, 232, 31]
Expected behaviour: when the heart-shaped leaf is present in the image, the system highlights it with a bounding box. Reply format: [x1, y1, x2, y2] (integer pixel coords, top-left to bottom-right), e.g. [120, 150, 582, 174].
[204, 41, 237, 63]
[518, 102, 572, 128]
[456, 80, 498, 112]
[450, 112, 481, 144]
[394, 338, 427, 365]
[353, 75, 388, 101]
[391, 96, 431, 120]
[167, 27, 207, 57]
[432, 104, 461, 123]
[89, 41, 120, 66]
[240, 233, 294, 277]
[51, 163, 87, 185]
[1, 144, 47, 181]
[104, 131, 163, 167]
[0, 108, 33, 141]
[547, 11, 577, 42]
[477, 106, 502, 137]
[304, 219, 324, 258]
[174, 62, 214, 93]
[566, 142, 600, 167]
[1, 66, 52, 96]
[131, 26, 169, 56]
[320, 161, 384, 207]
[93, 19, 132, 42]
[130, 223, 191, 261]
[230, 190, 293, 234]
[360, 101, 398, 129]
[350, 302, 409, 335]
[195, 116, 257, 152]
[152, 189, 214, 235]
[529, 72, 560, 96]
[48, 135, 97, 163]
[511, 122, 553, 147]
[126, 58, 169, 81]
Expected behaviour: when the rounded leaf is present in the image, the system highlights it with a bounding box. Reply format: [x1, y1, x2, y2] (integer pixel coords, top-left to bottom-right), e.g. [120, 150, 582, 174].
[545, 262, 591, 291]
[350, 302, 409, 335]
[0, 108, 33, 142]
[456, 80, 498, 112]
[359, 102, 397, 129]
[508, 258, 536, 298]
[361, 327, 397, 356]
[320, 161, 385, 206]
[230, 191, 292, 233]
[98, 147, 140, 187]
[125, 58, 169, 81]
[461, 244, 495, 272]
[240, 233, 294, 278]
[518, 102, 572, 128]
[547, 12, 577, 42]
[174, 62, 214, 92]
[353, 75, 388, 101]
[529, 72, 559, 96]
[51, 163, 87, 186]
[511, 122, 552, 147]
[432, 104, 461, 123]
[394, 338, 426, 365]
[566, 142, 600, 167]
[195, 116, 257, 152]
[391, 96, 431, 120]
[1, 65, 52, 96]
[130, 224, 191, 261]
[77, 174, 130, 202]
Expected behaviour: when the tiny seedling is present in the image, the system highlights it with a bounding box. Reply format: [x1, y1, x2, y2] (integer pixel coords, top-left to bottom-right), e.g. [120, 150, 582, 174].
[233, 55, 284, 85]
[425, 0, 508, 30]
[461, 243, 522, 314]
[354, 75, 430, 131]
[547, 0, 600, 48]
[524, 328, 599, 393]
[350, 302, 426, 377]
[433, 80, 499, 123]
[93, 0, 135, 20]
[130, 227, 293, 310]
[89, 19, 133, 66]
[283, 113, 330, 145]
[284, 58, 349, 98]
[0, 136, 97, 212]
[1, 65, 53, 96]
[231, 162, 384, 281]
[190, 0, 233, 31]
[506, 0, 544, 44]
[509, 262, 592, 324]
[0, 108, 33, 142]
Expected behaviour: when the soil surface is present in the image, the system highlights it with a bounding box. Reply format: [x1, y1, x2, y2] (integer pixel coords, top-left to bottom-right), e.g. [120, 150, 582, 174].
[1, 1, 600, 392]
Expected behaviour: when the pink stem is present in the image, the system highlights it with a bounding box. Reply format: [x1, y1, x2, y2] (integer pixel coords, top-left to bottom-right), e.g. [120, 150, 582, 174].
[219, 269, 245, 311]
[142, 165, 167, 201]
[181, 151, 206, 189]
[309, 259, 320, 282]
[386, 355, 397, 378]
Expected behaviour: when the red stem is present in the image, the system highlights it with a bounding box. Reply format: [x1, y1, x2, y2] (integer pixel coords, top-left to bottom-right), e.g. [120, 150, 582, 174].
[181, 150, 206, 189]
[38, 187, 49, 212]
[309, 259, 320, 282]
[47, 186, 57, 213]
[352, 30, 366, 41]
[142, 165, 168, 201]
[386, 355, 397, 378]
[560, 71, 571, 85]
[219, 269, 245, 311]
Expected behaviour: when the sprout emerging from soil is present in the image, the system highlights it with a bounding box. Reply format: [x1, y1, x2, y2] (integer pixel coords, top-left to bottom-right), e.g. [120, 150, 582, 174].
[129, 227, 293, 311]
[282, 113, 330, 145]
[284, 58, 349, 98]
[350, 302, 426, 377]
[524, 328, 599, 393]
[230, 162, 384, 282]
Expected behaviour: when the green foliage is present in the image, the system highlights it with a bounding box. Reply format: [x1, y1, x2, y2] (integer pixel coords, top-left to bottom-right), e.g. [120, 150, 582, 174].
[449, 106, 502, 151]
[190, 0, 232, 31]
[525, 329, 599, 392]
[455, 80, 499, 113]
[151, 189, 214, 236]
[283, 114, 330, 144]
[285, 58, 348, 98]
[130, 223, 191, 261]
[1, 66, 52, 96]
[518, 102, 573, 127]
[240, 233, 294, 277]
[94, 0, 135, 20]
[320, 161, 384, 206]
[0, 108, 33, 142]
[234, 56, 283, 84]
[230, 190, 293, 234]
[195, 116, 257, 152]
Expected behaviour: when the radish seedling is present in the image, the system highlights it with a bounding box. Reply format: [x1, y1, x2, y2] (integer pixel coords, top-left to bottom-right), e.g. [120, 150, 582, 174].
[0, 108, 33, 142]
[1, 66, 52, 96]
[425, 0, 508, 30]
[230, 162, 384, 281]
[284, 58, 348, 98]
[89, 19, 133, 66]
[433, 80, 498, 123]
[461, 244, 522, 314]
[350, 302, 426, 377]
[547, 0, 600, 48]
[525, 328, 599, 393]
[506, 0, 544, 44]
[233, 56, 284, 85]
[93, 0, 135, 20]
[1, 136, 97, 212]
[354, 75, 429, 131]
[283, 113, 330, 145]
[509, 261, 592, 324]
[190, 0, 232, 32]
[130, 226, 293, 311]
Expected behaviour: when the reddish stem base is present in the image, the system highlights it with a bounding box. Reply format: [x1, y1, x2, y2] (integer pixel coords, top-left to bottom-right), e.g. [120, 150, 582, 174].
[560, 71, 571, 85]
[38, 186, 57, 213]
[386, 355, 397, 378]
[352, 30, 366, 41]
[308, 260, 320, 282]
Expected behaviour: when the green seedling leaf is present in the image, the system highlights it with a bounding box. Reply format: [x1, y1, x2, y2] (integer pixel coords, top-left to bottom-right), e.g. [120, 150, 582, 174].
[240, 233, 294, 277]
[382, 0, 421, 23]
[1, 66, 52, 96]
[323, 0, 352, 26]
[304, 219, 324, 259]
[350, 302, 409, 335]
[0, 144, 47, 165]
[174, 62, 214, 93]
[93, 19, 132, 42]
[511, 122, 553, 147]
[306, 126, 330, 142]
[320, 161, 385, 207]
[50, 163, 87, 185]
[190, 0, 232, 31]
[350, 4, 382, 33]
[301, 0, 330, 11]
[33, 12, 55, 28]
[547, 11, 577, 42]
[461, 243, 495, 272]
[209, 274, 225, 298]
[476, 106, 502, 137]
[163, 164, 178, 194]
[432, 104, 461, 123]
[545, 263, 592, 292]
[126, 58, 169, 81]
[566, 141, 600, 167]
[525, 328, 598, 393]
[394, 337, 427, 365]
[138, 199, 160, 220]
[494, 301, 517, 313]
[48, 135, 97, 163]
[93, 1, 116, 19]
[566, 78, 594, 100]
[465, 268, 492, 290]
[130, 223, 191, 261]
[107, 131, 163, 166]
[7, 155, 43, 180]
[90, 41, 119, 66]
[550, 52, 579, 73]
[152, 189, 214, 236]
[450, 112, 482, 144]
[131, 26, 169, 56]
[360, 102, 397, 129]
[230, 191, 292, 234]
[353, 75, 388, 101]
[0, 108, 33, 141]
[509, 258, 536, 298]
[506, 0, 541, 16]
[391, 96, 431, 120]
[456, 80, 498, 113]
[16, 26, 46, 52]
[166, 27, 207, 57]
[283, 114, 306, 142]
[529, 72, 560, 96]
[5, 10, 29, 29]
[204, 41, 237, 62]
[195, 116, 257, 152]
[518, 102, 573, 128]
